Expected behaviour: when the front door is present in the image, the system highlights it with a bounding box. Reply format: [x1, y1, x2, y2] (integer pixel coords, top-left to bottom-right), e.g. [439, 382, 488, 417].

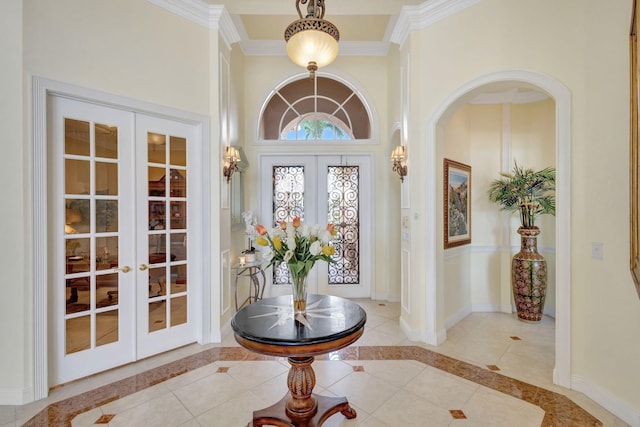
[260, 155, 373, 299]
[49, 97, 199, 385]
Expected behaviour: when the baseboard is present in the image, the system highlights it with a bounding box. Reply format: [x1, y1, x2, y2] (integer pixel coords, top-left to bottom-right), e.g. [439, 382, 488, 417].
[470, 303, 502, 313]
[0, 386, 33, 406]
[445, 304, 472, 329]
[572, 374, 640, 427]
[399, 315, 426, 342]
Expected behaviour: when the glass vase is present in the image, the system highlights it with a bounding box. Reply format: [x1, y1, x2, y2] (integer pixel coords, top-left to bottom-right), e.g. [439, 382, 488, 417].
[288, 265, 309, 317]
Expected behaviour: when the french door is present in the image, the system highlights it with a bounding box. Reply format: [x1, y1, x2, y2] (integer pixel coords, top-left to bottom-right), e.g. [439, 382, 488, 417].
[49, 97, 199, 384]
[260, 155, 373, 299]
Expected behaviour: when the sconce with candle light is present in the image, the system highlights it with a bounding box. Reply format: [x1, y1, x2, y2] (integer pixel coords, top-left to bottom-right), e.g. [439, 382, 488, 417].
[391, 145, 408, 182]
[223, 146, 241, 183]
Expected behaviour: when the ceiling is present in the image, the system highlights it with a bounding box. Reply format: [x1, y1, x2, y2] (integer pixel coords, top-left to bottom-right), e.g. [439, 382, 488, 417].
[205, 0, 425, 43]
[195, 0, 548, 104]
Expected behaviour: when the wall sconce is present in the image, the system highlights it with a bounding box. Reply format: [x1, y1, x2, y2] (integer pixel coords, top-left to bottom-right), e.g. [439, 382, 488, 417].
[223, 146, 241, 183]
[391, 145, 408, 182]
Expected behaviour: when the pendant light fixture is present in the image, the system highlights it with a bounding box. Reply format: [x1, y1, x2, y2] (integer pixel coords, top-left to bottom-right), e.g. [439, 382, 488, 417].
[284, 0, 340, 79]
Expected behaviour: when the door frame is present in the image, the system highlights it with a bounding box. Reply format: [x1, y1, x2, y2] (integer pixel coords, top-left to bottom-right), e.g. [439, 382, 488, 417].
[31, 77, 213, 399]
[258, 153, 374, 299]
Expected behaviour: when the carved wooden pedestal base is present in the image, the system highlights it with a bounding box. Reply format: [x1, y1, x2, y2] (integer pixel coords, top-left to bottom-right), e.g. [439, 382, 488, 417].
[250, 356, 357, 427]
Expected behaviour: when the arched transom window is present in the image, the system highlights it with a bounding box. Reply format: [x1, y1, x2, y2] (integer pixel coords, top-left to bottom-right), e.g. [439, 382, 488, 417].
[260, 76, 371, 141]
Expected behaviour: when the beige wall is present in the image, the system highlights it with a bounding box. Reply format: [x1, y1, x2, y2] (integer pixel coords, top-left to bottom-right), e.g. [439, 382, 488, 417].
[402, 0, 640, 415]
[2, 0, 639, 420]
[237, 55, 394, 300]
[0, 0, 27, 401]
[442, 101, 557, 320]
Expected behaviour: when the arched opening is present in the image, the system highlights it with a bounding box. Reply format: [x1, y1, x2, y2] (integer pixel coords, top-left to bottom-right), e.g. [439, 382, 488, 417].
[259, 76, 371, 141]
[425, 70, 572, 388]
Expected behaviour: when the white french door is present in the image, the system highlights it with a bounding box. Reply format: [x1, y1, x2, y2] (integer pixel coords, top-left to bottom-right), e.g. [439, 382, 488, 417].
[49, 97, 199, 385]
[260, 155, 373, 299]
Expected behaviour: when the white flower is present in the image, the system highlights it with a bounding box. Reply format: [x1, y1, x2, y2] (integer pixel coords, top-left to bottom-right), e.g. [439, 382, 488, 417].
[310, 241, 322, 256]
[287, 237, 297, 251]
[318, 229, 332, 245]
[263, 248, 274, 261]
[299, 224, 311, 238]
[283, 250, 294, 262]
[310, 224, 320, 236]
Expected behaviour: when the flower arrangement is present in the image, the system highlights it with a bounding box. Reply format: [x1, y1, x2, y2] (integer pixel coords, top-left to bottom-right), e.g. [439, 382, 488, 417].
[255, 216, 337, 275]
[241, 211, 258, 255]
[254, 216, 337, 314]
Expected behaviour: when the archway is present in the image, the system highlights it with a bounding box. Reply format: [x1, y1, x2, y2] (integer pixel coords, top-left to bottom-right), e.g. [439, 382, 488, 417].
[425, 70, 572, 388]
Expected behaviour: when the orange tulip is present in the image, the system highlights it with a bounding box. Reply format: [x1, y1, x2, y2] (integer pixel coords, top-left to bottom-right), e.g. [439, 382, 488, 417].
[255, 224, 267, 235]
[279, 221, 287, 230]
[326, 223, 337, 236]
[292, 217, 301, 228]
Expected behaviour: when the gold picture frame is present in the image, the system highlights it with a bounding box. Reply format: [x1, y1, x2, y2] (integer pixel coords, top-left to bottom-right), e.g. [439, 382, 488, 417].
[630, 0, 640, 297]
[444, 158, 471, 249]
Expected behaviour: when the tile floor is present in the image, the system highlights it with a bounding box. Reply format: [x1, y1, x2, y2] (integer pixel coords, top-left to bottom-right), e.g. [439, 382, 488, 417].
[0, 300, 630, 426]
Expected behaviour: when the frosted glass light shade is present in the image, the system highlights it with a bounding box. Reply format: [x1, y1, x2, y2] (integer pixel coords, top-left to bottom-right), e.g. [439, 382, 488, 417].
[286, 29, 339, 69]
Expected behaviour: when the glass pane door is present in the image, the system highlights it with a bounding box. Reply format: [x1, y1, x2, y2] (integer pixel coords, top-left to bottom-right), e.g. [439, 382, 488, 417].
[260, 155, 371, 299]
[51, 97, 136, 385]
[136, 115, 197, 358]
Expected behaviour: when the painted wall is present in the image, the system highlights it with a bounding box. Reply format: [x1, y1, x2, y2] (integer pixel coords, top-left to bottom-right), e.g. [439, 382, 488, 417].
[238, 55, 394, 300]
[0, 0, 27, 404]
[402, 0, 640, 420]
[442, 101, 557, 323]
[2, 0, 217, 404]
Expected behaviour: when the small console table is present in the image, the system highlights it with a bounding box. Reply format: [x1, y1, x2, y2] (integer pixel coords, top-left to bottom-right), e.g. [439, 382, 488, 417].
[231, 294, 367, 427]
[233, 261, 266, 311]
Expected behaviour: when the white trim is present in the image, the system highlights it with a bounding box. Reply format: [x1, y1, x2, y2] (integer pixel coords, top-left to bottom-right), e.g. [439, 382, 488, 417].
[31, 76, 48, 401]
[470, 303, 503, 313]
[425, 69, 572, 389]
[391, 0, 481, 47]
[445, 304, 471, 329]
[572, 375, 640, 427]
[254, 69, 380, 145]
[0, 387, 34, 406]
[401, 249, 411, 314]
[145, 1, 240, 49]
[31, 76, 213, 400]
[470, 88, 549, 105]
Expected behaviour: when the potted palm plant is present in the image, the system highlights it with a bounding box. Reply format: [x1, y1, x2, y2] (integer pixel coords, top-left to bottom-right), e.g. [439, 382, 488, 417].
[488, 162, 556, 322]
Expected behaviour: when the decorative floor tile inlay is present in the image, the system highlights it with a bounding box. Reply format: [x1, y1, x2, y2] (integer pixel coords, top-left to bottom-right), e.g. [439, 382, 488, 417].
[216, 366, 230, 373]
[510, 336, 522, 340]
[95, 414, 115, 424]
[487, 365, 501, 371]
[449, 409, 466, 419]
[21, 346, 603, 427]
[353, 365, 364, 372]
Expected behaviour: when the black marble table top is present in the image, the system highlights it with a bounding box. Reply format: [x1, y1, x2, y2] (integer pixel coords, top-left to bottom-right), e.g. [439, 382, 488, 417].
[231, 294, 366, 348]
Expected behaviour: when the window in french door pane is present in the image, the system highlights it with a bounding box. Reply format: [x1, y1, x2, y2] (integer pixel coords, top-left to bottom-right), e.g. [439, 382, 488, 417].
[327, 166, 360, 284]
[272, 166, 305, 285]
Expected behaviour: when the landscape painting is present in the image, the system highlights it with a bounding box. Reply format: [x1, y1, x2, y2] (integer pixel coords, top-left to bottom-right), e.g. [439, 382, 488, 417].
[444, 159, 471, 249]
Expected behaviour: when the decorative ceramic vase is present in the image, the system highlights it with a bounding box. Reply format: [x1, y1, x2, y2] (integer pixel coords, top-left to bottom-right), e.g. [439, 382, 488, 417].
[288, 263, 309, 317]
[511, 227, 547, 322]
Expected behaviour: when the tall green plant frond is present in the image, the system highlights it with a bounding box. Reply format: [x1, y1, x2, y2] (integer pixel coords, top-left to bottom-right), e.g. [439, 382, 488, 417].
[487, 161, 556, 228]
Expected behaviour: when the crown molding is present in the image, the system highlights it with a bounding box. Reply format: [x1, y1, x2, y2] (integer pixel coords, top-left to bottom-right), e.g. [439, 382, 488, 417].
[145, 0, 241, 49]
[469, 89, 549, 105]
[391, 0, 480, 47]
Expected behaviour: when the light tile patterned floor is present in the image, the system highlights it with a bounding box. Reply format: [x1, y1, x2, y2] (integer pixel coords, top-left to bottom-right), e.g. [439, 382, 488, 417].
[0, 300, 630, 426]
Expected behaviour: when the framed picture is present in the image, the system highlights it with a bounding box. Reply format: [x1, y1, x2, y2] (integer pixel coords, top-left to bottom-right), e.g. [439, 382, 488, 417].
[630, 0, 640, 298]
[444, 159, 471, 249]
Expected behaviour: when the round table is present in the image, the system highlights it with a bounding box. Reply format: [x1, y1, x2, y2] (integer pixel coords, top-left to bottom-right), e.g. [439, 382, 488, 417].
[231, 294, 367, 427]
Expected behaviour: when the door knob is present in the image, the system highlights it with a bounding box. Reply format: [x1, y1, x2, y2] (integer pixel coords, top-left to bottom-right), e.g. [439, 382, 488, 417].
[119, 266, 131, 273]
[139, 264, 149, 271]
